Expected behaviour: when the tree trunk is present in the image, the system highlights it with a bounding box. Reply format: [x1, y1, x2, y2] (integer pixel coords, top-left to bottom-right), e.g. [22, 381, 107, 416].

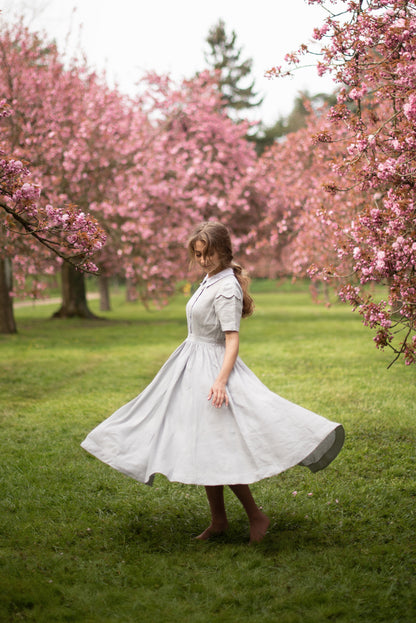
[0, 257, 17, 334]
[99, 274, 111, 311]
[125, 278, 138, 302]
[52, 263, 98, 319]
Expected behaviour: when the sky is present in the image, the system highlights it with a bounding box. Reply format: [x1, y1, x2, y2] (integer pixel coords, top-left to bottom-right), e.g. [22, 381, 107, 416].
[2, 0, 338, 125]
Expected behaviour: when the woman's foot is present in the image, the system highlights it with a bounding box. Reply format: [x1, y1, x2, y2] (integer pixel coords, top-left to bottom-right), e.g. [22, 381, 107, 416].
[249, 511, 270, 544]
[195, 521, 229, 540]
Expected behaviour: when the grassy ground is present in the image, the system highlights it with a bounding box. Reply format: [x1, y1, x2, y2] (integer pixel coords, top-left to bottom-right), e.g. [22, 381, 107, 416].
[1, 285, 415, 622]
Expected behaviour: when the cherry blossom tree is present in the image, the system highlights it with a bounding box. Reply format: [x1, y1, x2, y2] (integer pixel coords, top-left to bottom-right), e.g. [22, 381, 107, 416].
[0, 100, 106, 333]
[0, 20, 140, 318]
[266, 0, 416, 365]
[97, 71, 263, 307]
[250, 99, 359, 282]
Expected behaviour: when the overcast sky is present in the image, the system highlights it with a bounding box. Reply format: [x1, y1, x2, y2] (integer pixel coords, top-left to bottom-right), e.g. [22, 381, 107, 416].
[2, 0, 338, 125]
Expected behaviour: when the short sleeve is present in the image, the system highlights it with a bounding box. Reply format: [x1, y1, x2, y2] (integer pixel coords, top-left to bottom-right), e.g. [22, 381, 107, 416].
[214, 279, 243, 332]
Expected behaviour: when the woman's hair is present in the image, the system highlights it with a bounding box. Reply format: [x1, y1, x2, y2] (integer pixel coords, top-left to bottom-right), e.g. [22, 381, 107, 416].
[188, 221, 254, 318]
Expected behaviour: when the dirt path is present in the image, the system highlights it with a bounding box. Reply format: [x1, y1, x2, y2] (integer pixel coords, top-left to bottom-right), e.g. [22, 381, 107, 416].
[14, 293, 99, 308]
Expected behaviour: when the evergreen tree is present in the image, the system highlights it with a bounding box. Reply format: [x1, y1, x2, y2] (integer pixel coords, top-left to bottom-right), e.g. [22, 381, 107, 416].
[254, 91, 337, 155]
[204, 19, 263, 116]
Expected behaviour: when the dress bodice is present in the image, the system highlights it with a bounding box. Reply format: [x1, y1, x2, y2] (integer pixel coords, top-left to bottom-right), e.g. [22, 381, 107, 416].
[186, 268, 243, 342]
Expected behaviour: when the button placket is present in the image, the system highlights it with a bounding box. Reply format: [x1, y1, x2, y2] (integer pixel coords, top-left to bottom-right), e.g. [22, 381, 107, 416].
[188, 283, 206, 335]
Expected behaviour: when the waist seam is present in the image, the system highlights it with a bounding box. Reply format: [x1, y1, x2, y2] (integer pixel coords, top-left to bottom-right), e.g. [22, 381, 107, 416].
[187, 335, 225, 345]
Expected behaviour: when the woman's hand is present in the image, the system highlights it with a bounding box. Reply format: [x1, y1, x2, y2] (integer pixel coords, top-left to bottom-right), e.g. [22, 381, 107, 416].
[208, 380, 229, 408]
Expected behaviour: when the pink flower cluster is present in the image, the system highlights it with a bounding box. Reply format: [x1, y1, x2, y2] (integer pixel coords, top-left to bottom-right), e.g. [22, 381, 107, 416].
[403, 93, 416, 122]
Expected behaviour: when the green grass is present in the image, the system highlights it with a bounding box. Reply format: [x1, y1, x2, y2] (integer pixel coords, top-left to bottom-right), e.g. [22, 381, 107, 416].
[1, 287, 415, 622]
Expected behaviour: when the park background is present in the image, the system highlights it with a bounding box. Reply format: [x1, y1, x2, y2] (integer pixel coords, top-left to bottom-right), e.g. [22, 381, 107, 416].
[1, 0, 415, 621]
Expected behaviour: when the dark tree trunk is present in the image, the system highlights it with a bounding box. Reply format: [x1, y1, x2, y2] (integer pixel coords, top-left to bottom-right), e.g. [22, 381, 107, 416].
[52, 263, 98, 319]
[0, 257, 17, 334]
[99, 274, 111, 311]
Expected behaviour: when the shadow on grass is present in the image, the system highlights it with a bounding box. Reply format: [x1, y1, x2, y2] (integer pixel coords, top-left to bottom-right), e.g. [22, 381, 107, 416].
[106, 502, 349, 556]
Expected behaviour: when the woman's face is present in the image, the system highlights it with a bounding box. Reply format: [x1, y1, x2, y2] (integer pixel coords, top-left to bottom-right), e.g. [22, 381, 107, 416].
[194, 240, 222, 277]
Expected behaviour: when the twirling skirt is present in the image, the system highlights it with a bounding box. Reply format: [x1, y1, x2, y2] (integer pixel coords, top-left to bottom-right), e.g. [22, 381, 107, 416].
[81, 336, 345, 486]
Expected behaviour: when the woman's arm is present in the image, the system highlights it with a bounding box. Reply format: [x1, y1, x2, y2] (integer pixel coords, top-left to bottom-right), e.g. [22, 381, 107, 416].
[208, 331, 239, 408]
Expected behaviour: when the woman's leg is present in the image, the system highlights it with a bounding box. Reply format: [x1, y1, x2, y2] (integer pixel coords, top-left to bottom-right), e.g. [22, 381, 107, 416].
[229, 484, 270, 543]
[195, 485, 229, 540]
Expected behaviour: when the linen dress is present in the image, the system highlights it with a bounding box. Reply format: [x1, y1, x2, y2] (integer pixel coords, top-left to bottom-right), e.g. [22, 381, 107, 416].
[81, 268, 344, 486]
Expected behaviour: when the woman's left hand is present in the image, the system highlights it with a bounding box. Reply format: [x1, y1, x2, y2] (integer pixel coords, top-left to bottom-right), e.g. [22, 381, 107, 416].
[208, 380, 229, 408]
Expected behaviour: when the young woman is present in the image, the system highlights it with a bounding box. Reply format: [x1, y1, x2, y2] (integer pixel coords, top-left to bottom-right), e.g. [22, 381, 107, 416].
[81, 221, 344, 543]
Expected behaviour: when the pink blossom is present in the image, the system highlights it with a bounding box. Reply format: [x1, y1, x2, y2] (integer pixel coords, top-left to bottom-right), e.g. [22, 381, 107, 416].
[349, 84, 368, 100]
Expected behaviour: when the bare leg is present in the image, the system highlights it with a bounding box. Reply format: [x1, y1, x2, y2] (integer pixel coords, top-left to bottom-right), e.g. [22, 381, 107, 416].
[229, 484, 270, 544]
[195, 485, 229, 540]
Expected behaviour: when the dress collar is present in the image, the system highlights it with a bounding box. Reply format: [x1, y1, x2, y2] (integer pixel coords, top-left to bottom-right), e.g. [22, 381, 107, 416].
[202, 267, 234, 288]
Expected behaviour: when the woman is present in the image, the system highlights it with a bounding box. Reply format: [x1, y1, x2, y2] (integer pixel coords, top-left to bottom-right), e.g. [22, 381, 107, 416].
[81, 221, 344, 543]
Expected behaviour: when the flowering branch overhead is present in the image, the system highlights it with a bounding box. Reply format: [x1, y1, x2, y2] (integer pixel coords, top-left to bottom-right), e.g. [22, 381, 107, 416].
[265, 0, 416, 365]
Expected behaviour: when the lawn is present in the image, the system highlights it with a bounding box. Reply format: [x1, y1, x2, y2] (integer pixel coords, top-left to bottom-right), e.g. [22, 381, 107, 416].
[1, 284, 415, 622]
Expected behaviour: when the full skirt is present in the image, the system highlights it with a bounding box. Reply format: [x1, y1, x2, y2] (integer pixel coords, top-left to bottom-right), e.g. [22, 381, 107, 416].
[81, 337, 345, 486]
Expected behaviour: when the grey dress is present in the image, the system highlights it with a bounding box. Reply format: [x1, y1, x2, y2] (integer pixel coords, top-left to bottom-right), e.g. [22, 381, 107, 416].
[81, 268, 344, 485]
